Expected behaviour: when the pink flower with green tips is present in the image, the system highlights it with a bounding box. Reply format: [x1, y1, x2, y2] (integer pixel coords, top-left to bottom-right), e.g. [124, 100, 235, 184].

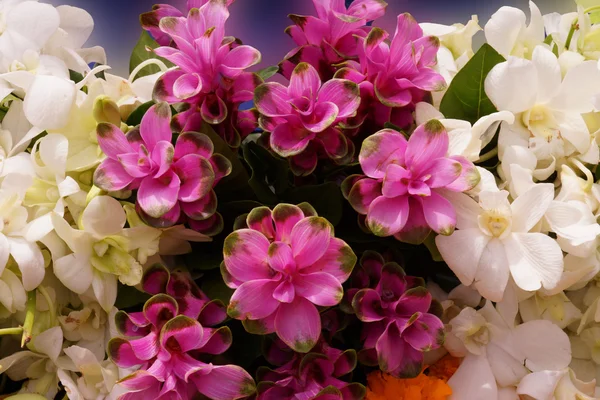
[110, 294, 255, 400]
[349, 252, 444, 378]
[93, 102, 231, 233]
[222, 203, 357, 353]
[254, 62, 360, 175]
[342, 120, 480, 243]
[256, 342, 365, 400]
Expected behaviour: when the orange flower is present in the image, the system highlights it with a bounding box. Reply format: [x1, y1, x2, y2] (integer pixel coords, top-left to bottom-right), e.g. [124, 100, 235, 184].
[365, 355, 460, 400]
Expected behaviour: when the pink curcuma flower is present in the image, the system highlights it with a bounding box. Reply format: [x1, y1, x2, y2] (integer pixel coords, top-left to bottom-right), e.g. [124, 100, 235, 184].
[93, 102, 231, 233]
[256, 342, 365, 399]
[146, 0, 262, 146]
[342, 120, 480, 243]
[222, 203, 357, 353]
[335, 13, 446, 129]
[281, 0, 388, 80]
[349, 254, 445, 378]
[254, 62, 360, 175]
[109, 294, 255, 400]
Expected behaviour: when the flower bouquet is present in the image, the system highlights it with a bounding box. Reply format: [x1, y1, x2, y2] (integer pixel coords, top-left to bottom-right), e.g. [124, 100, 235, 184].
[0, 0, 599, 399]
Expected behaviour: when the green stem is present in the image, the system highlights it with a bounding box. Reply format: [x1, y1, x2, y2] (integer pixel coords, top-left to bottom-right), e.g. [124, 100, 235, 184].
[21, 291, 36, 348]
[585, 5, 600, 14]
[0, 327, 23, 336]
[478, 147, 498, 163]
[565, 21, 578, 50]
[37, 286, 56, 324]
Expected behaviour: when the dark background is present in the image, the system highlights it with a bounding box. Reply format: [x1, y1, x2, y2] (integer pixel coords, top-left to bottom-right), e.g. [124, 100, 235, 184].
[47, 0, 573, 76]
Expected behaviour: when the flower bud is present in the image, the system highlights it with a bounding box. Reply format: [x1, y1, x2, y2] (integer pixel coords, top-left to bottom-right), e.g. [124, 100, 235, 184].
[93, 95, 121, 126]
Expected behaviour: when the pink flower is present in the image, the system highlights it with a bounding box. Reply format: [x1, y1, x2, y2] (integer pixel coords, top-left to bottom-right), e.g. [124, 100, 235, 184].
[342, 120, 480, 243]
[109, 294, 255, 400]
[148, 0, 262, 146]
[335, 13, 446, 129]
[93, 102, 231, 232]
[350, 253, 445, 378]
[222, 203, 357, 352]
[281, 0, 388, 80]
[256, 342, 364, 399]
[254, 62, 360, 175]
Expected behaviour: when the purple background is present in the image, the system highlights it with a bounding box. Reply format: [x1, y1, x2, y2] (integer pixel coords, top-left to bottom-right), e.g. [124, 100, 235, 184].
[47, 0, 572, 76]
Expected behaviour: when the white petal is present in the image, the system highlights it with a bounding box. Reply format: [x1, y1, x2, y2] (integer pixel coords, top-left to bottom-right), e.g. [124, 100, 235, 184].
[39, 133, 69, 176]
[505, 233, 564, 292]
[507, 164, 536, 198]
[554, 112, 592, 153]
[484, 6, 526, 57]
[0, 279, 13, 311]
[468, 167, 499, 196]
[515, 319, 572, 371]
[448, 354, 498, 400]
[549, 60, 600, 112]
[8, 237, 44, 290]
[32, 326, 63, 362]
[57, 369, 83, 400]
[81, 196, 126, 239]
[472, 111, 515, 151]
[23, 75, 76, 130]
[51, 212, 89, 252]
[498, 386, 519, 400]
[524, 2, 545, 43]
[53, 252, 93, 294]
[55, 6, 94, 49]
[420, 23, 457, 37]
[517, 370, 565, 400]
[495, 279, 519, 327]
[510, 183, 554, 233]
[448, 284, 483, 308]
[0, 234, 9, 276]
[436, 229, 490, 287]
[2, 268, 25, 312]
[486, 341, 529, 387]
[0, 351, 43, 378]
[479, 189, 511, 211]
[64, 345, 99, 368]
[441, 190, 481, 229]
[475, 238, 510, 302]
[485, 57, 538, 114]
[415, 102, 444, 125]
[92, 270, 117, 312]
[531, 46, 561, 103]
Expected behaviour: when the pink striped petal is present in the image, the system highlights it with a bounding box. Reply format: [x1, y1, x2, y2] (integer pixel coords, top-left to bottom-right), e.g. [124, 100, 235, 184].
[272, 203, 305, 243]
[114, 311, 151, 337]
[405, 120, 449, 172]
[143, 294, 178, 327]
[366, 195, 409, 236]
[141, 4, 184, 45]
[270, 121, 314, 157]
[374, 77, 413, 108]
[380, 262, 409, 301]
[382, 164, 409, 198]
[118, 153, 152, 178]
[352, 289, 385, 322]
[342, 174, 365, 199]
[288, 15, 329, 45]
[318, 79, 360, 119]
[180, 189, 217, 220]
[419, 191, 456, 235]
[290, 217, 332, 268]
[128, 331, 159, 361]
[295, 272, 344, 306]
[138, 201, 182, 229]
[403, 313, 444, 352]
[274, 297, 320, 353]
[359, 129, 408, 179]
[192, 365, 256, 400]
[267, 241, 295, 273]
[376, 322, 403, 373]
[223, 229, 273, 282]
[119, 370, 161, 391]
[171, 353, 206, 382]
[394, 197, 430, 244]
[290, 148, 318, 176]
[395, 286, 432, 317]
[94, 159, 135, 191]
[317, 127, 348, 159]
[209, 153, 231, 183]
[301, 101, 339, 133]
[198, 326, 232, 355]
[228, 279, 280, 320]
[390, 13, 423, 61]
[142, 264, 169, 294]
[173, 73, 202, 100]
[425, 158, 462, 188]
[188, 211, 223, 236]
[154, 69, 189, 103]
[221, 45, 262, 78]
[158, 16, 194, 47]
[347, 0, 387, 20]
[408, 181, 431, 196]
[246, 206, 275, 239]
[151, 141, 175, 178]
[108, 338, 145, 368]
[254, 82, 293, 117]
[301, 237, 356, 282]
[97, 123, 132, 159]
[173, 154, 214, 202]
[348, 178, 382, 215]
[242, 312, 276, 335]
[138, 171, 181, 218]
[289, 62, 321, 99]
[444, 155, 480, 192]
[273, 280, 295, 303]
[140, 103, 172, 150]
[389, 339, 425, 378]
[200, 94, 228, 125]
[174, 132, 214, 160]
[159, 315, 204, 353]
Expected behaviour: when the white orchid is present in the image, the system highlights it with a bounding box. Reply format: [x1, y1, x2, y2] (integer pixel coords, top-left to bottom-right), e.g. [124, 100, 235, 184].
[446, 301, 571, 400]
[436, 184, 563, 302]
[519, 290, 583, 329]
[0, 267, 26, 318]
[517, 368, 597, 399]
[0, 98, 39, 177]
[51, 195, 161, 311]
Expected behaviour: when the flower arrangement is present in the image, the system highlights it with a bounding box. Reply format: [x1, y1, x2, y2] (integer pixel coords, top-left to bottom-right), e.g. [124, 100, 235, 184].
[0, 0, 599, 399]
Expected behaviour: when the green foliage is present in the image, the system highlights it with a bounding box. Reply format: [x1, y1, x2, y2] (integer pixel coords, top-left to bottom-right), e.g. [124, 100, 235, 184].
[256, 66, 279, 81]
[129, 31, 173, 80]
[440, 44, 505, 124]
[126, 100, 155, 126]
[282, 182, 344, 226]
[242, 141, 289, 204]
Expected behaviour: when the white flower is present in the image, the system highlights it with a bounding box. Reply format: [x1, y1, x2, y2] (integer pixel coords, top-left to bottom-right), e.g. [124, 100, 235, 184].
[517, 368, 597, 400]
[487, 46, 600, 175]
[58, 301, 107, 343]
[51, 195, 161, 311]
[484, 1, 544, 59]
[0, 267, 26, 317]
[570, 326, 600, 384]
[546, 199, 600, 258]
[446, 301, 571, 400]
[519, 290, 582, 329]
[0, 98, 39, 176]
[436, 184, 563, 301]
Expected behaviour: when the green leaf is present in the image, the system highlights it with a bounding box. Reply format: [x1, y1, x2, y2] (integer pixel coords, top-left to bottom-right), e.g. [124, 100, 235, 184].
[423, 231, 443, 262]
[256, 66, 279, 81]
[69, 69, 84, 84]
[282, 182, 343, 226]
[125, 100, 155, 126]
[440, 44, 506, 124]
[242, 141, 289, 204]
[129, 31, 173, 80]
[200, 268, 234, 304]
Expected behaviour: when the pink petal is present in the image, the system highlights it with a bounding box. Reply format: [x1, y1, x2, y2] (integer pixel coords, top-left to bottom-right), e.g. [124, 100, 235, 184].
[94, 159, 135, 191]
[300, 101, 339, 133]
[151, 140, 175, 178]
[119, 370, 161, 391]
[301, 237, 357, 282]
[254, 82, 293, 117]
[318, 79, 360, 119]
[138, 171, 181, 218]
[317, 127, 348, 159]
[419, 191, 456, 235]
[118, 153, 152, 178]
[228, 279, 280, 320]
[242, 311, 276, 335]
[140, 103, 173, 150]
[347, 0, 387, 20]
[390, 339, 425, 378]
[173, 154, 215, 202]
[200, 94, 228, 125]
[97, 123, 132, 159]
[173, 73, 202, 100]
[246, 206, 275, 240]
[141, 4, 184, 46]
[288, 15, 329, 45]
[171, 353, 206, 382]
[137, 202, 182, 229]
[180, 190, 217, 220]
[289, 62, 321, 99]
[424, 157, 462, 188]
[390, 13, 423, 61]
[209, 154, 232, 183]
[403, 313, 444, 352]
[295, 272, 344, 306]
[223, 229, 274, 282]
[352, 289, 385, 322]
[366, 195, 409, 236]
[267, 241, 295, 273]
[290, 216, 332, 268]
[188, 210, 223, 236]
[395, 286, 432, 317]
[154, 69, 190, 103]
[272, 203, 305, 243]
[410, 68, 446, 91]
[379, 262, 410, 301]
[198, 326, 232, 355]
[348, 178, 382, 215]
[382, 164, 410, 198]
[270, 121, 314, 157]
[374, 76, 413, 107]
[158, 16, 194, 49]
[159, 315, 204, 353]
[192, 365, 256, 400]
[143, 294, 178, 327]
[444, 155, 481, 192]
[274, 297, 320, 353]
[127, 332, 158, 361]
[393, 197, 430, 244]
[408, 181, 431, 196]
[221, 45, 262, 78]
[114, 311, 151, 337]
[290, 148, 318, 176]
[405, 120, 449, 173]
[174, 132, 214, 160]
[273, 280, 296, 303]
[376, 321, 403, 373]
[108, 338, 145, 368]
[359, 129, 408, 179]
